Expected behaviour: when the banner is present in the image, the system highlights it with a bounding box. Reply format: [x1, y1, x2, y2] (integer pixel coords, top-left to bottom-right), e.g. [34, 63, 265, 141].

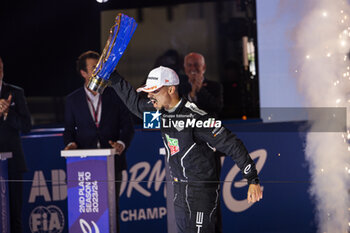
[66, 156, 111, 233]
[22, 131, 67, 233]
[0, 153, 11, 233]
[21, 121, 316, 233]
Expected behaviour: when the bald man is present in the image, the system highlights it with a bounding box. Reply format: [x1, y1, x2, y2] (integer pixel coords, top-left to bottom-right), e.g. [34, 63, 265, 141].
[183, 52, 223, 114]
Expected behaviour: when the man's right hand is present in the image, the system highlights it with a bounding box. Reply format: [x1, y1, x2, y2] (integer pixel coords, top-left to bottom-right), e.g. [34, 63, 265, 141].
[189, 78, 204, 99]
[64, 142, 78, 150]
[0, 94, 12, 115]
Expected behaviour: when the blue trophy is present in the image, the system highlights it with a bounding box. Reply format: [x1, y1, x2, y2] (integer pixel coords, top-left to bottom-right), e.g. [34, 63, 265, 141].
[87, 13, 137, 93]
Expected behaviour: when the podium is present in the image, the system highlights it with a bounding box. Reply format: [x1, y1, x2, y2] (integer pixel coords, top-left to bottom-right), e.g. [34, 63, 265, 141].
[61, 149, 117, 233]
[0, 152, 12, 233]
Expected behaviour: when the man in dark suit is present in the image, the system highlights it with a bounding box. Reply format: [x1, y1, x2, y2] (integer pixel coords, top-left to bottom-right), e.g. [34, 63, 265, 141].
[183, 52, 223, 114]
[0, 56, 32, 233]
[63, 51, 134, 233]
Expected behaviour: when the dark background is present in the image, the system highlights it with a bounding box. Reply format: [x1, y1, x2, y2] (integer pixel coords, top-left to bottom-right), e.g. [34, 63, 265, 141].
[0, 0, 101, 96]
[0, 0, 259, 124]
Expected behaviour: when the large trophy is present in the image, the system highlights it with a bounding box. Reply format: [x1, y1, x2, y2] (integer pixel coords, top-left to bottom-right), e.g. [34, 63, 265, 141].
[87, 13, 137, 93]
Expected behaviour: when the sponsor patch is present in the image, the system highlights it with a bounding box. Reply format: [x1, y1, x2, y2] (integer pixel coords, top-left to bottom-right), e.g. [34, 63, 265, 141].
[212, 126, 224, 137]
[244, 164, 252, 174]
[165, 134, 180, 156]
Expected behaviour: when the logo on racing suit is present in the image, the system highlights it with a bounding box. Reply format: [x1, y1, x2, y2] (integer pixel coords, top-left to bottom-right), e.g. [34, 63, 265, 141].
[165, 134, 179, 156]
[243, 164, 251, 174]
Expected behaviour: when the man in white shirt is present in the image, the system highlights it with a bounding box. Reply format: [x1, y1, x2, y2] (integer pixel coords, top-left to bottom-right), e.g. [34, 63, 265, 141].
[63, 51, 134, 233]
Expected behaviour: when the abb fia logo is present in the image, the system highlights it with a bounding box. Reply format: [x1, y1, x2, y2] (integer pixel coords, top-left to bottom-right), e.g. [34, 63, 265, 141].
[28, 169, 67, 233]
[29, 205, 64, 233]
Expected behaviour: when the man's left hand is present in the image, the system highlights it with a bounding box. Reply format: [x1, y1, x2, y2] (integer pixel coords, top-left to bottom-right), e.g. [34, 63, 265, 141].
[247, 184, 263, 203]
[109, 140, 125, 155]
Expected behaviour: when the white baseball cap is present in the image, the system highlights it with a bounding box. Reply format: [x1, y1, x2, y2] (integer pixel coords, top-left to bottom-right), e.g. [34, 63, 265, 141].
[136, 66, 179, 93]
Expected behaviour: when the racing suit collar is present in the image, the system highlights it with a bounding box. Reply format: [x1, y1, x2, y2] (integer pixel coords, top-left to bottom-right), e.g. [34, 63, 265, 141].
[165, 98, 183, 113]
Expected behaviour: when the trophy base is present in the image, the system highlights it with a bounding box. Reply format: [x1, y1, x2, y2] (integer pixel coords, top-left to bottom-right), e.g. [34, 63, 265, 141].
[87, 75, 110, 94]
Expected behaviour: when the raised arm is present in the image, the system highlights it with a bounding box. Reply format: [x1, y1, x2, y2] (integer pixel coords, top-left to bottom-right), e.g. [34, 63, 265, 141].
[109, 71, 155, 119]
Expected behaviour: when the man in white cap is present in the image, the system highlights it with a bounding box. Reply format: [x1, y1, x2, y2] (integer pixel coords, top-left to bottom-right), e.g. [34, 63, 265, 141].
[136, 66, 181, 111]
[109, 66, 262, 233]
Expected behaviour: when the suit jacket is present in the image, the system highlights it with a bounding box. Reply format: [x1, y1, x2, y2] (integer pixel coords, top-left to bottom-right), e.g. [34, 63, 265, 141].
[0, 82, 31, 173]
[63, 87, 134, 171]
[179, 77, 224, 114]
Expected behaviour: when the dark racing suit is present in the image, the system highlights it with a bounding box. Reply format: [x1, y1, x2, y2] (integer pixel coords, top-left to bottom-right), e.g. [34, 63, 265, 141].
[109, 72, 259, 233]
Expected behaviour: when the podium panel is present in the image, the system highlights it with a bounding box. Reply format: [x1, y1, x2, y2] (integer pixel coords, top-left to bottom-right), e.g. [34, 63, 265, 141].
[0, 152, 12, 233]
[21, 122, 317, 233]
[61, 149, 116, 233]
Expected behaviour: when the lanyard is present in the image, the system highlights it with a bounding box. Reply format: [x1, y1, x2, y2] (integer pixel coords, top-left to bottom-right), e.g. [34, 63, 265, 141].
[86, 95, 102, 127]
